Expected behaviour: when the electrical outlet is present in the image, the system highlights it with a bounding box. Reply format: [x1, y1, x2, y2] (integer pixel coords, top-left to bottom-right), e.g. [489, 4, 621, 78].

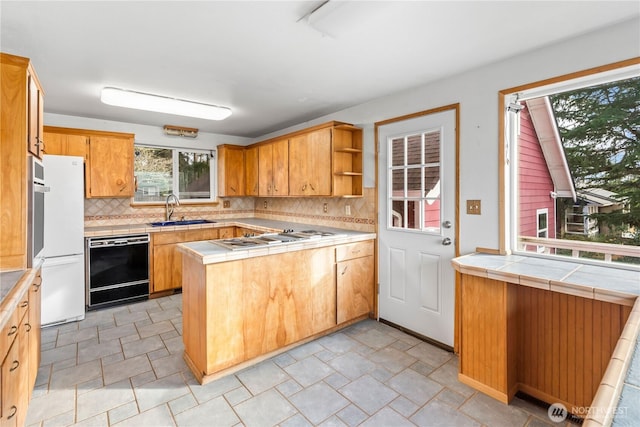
[263, 200, 268, 209]
[466, 199, 481, 215]
[323, 203, 328, 213]
[345, 205, 351, 216]
[223, 200, 231, 208]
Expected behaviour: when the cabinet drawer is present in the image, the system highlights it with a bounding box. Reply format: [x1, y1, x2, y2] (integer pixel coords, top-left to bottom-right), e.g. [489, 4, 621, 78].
[153, 228, 220, 245]
[336, 241, 374, 262]
[1, 308, 19, 361]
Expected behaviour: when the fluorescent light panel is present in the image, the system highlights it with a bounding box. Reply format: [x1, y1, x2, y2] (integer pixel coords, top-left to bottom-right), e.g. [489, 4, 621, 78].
[101, 87, 232, 120]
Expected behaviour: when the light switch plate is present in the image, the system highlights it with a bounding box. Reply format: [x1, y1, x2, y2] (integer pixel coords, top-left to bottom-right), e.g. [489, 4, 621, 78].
[467, 199, 481, 215]
[223, 200, 231, 208]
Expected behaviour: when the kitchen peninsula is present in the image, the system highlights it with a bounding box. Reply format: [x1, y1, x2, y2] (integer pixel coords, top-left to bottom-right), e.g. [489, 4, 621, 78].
[176, 219, 376, 384]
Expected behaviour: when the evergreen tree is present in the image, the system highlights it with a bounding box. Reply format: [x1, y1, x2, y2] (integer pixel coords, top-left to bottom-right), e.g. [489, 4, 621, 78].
[550, 76, 640, 242]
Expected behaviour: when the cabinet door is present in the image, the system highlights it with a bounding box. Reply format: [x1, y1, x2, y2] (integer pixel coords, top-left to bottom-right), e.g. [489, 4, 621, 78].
[336, 256, 374, 324]
[289, 129, 331, 196]
[43, 132, 87, 158]
[1, 338, 20, 427]
[218, 227, 235, 239]
[27, 74, 43, 158]
[153, 243, 181, 293]
[86, 136, 134, 198]
[218, 145, 245, 197]
[258, 143, 274, 195]
[27, 273, 42, 395]
[271, 139, 289, 196]
[245, 146, 259, 196]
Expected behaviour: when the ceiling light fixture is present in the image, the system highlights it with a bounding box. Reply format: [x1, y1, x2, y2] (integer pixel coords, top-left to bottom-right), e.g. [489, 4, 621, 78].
[100, 87, 232, 120]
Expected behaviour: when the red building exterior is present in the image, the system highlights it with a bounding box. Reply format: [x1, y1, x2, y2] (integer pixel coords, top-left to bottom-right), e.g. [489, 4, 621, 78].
[518, 105, 556, 240]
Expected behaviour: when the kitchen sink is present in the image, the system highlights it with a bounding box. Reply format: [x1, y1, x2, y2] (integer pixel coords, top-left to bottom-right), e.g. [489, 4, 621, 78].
[148, 219, 216, 227]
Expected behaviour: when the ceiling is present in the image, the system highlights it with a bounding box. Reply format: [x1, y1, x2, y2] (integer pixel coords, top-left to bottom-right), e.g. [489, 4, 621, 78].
[1, 1, 638, 138]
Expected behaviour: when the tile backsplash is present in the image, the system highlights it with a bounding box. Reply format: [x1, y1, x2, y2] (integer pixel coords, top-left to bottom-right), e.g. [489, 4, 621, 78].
[84, 188, 376, 232]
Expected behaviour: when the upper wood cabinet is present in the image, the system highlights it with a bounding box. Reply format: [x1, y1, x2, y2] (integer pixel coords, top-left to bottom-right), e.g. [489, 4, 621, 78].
[27, 72, 44, 158]
[244, 146, 259, 196]
[87, 135, 134, 198]
[258, 139, 289, 196]
[218, 145, 245, 197]
[43, 130, 87, 158]
[0, 53, 44, 269]
[42, 126, 135, 198]
[253, 121, 363, 198]
[332, 124, 363, 197]
[289, 128, 332, 196]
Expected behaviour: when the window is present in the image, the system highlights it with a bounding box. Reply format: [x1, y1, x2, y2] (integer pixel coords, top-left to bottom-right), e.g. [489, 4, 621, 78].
[388, 130, 442, 233]
[503, 61, 640, 266]
[133, 145, 216, 203]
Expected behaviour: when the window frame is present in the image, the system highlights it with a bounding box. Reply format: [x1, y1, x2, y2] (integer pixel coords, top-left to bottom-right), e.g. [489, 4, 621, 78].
[498, 58, 640, 266]
[132, 144, 217, 205]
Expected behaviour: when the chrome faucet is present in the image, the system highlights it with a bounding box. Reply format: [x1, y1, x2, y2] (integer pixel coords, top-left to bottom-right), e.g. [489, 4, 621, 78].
[165, 193, 180, 221]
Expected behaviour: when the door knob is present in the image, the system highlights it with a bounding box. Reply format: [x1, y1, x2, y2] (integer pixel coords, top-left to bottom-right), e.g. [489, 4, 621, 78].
[442, 220, 452, 229]
[442, 237, 452, 246]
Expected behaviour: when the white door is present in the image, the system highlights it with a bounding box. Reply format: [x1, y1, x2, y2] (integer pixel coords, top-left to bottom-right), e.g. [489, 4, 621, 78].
[377, 108, 457, 347]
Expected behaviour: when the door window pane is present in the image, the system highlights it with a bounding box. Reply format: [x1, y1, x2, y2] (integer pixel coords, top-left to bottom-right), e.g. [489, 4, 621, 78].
[388, 130, 442, 233]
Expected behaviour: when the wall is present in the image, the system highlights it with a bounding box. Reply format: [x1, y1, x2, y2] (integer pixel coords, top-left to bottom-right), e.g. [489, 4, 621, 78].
[252, 17, 640, 254]
[45, 18, 639, 240]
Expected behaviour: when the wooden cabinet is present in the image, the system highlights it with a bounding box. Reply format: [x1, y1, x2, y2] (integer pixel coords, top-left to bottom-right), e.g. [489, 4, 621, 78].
[0, 53, 44, 269]
[26, 271, 42, 398]
[218, 145, 245, 197]
[242, 121, 363, 198]
[259, 139, 289, 196]
[86, 134, 134, 198]
[332, 124, 363, 197]
[244, 146, 259, 196]
[336, 241, 375, 323]
[0, 269, 40, 427]
[289, 128, 332, 196]
[183, 245, 337, 379]
[41, 126, 135, 198]
[151, 228, 220, 293]
[218, 227, 235, 239]
[27, 71, 44, 158]
[43, 129, 87, 158]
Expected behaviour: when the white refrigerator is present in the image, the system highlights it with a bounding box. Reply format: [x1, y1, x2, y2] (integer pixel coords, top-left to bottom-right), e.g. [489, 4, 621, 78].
[41, 155, 86, 326]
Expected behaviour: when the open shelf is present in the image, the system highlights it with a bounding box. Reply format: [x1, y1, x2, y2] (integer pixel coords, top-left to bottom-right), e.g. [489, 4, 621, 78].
[332, 126, 363, 197]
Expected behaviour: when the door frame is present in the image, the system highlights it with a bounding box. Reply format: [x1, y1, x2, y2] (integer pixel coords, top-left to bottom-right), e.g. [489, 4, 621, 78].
[374, 103, 461, 352]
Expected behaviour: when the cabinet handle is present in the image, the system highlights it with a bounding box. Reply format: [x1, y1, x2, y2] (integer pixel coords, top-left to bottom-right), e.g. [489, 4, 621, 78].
[10, 360, 19, 372]
[309, 183, 315, 191]
[352, 249, 361, 255]
[26, 323, 32, 332]
[134, 175, 139, 192]
[302, 184, 307, 191]
[7, 406, 17, 420]
[8, 325, 17, 336]
[267, 184, 272, 192]
[21, 300, 29, 308]
[341, 266, 348, 276]
[274, 186, 278, 192]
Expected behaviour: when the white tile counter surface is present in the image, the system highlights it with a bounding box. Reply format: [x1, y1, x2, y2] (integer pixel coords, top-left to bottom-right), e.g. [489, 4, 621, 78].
[175, 218, 376, 264]
[452, 252, 640, 427]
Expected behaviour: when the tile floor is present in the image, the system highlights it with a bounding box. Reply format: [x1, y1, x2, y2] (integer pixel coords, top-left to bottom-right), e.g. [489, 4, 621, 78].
[26, 294, 576, 427]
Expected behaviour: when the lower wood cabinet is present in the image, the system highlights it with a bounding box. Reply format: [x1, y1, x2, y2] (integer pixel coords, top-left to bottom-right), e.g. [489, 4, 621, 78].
[0, 268, 40, 427]
[336, 241, 375, 324]
[182, 239, 375, 383]
[151, 228, 220, 293]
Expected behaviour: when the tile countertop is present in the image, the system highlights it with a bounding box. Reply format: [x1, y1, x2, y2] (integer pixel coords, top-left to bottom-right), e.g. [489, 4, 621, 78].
[177, 218, 376, 265]
[451, 253, 640, 427]
[0, 268, 38, 334]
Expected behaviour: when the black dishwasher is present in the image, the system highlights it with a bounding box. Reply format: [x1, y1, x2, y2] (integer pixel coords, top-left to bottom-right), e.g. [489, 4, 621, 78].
[86, 234, 149, 309]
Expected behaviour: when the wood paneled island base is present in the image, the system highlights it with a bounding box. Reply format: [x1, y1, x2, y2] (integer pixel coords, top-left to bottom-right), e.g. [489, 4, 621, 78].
[180, 240, 375, 385]
[457, 273, 632, 415]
